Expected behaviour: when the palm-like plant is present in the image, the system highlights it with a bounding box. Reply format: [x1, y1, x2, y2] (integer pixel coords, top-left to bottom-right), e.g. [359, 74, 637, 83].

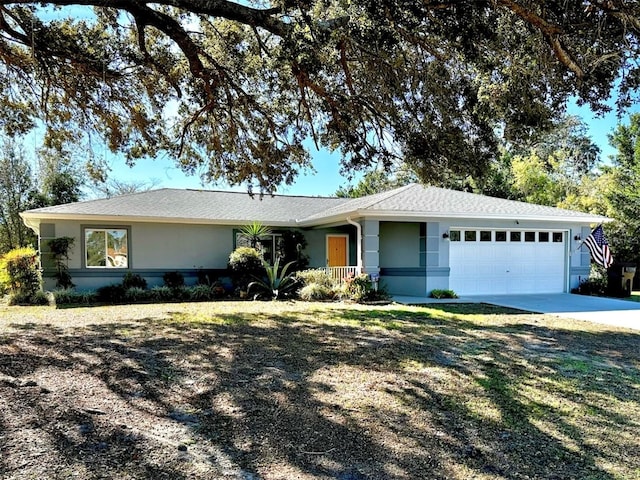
[239, 221, 272, 249]
[248, 257, 298, 300]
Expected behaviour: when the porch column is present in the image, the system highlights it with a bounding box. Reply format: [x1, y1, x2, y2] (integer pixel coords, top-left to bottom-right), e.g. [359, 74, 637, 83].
[362, 219, 380, 275]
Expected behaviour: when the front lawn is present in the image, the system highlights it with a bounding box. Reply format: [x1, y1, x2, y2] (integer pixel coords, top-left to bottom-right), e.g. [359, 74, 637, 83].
[1, 301, 639, 479]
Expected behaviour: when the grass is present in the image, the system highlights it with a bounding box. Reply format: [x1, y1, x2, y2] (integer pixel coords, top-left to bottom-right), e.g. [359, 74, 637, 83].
[0, 301, 639, 479]
[628, 291, 640, 302]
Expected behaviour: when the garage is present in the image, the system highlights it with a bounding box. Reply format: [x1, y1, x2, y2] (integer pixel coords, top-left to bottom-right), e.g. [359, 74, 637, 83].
[448, 229, 567, 295]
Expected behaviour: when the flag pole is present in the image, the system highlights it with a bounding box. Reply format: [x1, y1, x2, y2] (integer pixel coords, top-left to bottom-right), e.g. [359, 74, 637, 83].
[575, 223, 602, 253]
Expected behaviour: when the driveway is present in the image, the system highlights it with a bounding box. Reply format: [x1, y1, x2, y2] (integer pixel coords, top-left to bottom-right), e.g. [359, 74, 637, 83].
[473, 293, 640, 330]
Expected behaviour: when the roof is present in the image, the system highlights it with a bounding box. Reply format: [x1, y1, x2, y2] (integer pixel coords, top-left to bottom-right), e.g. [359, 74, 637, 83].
[298, 183, 610, 224]
[21, 183, 610, 226]
[21, 188, 349, 226]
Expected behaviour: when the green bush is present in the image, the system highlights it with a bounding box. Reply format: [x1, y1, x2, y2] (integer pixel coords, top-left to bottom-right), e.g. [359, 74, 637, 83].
[151, 285, 175, 302]
[296, 269, 336, 288]
[340, 273, 390, 303]
[52, 289, 97, 306]
[572, 277, 607, 296]
[0, 247, 42, 304]
[96, 284, 127, 303]
[163, 271, 185, 289]
[299, 283, 335, 301]
[47, 237, 75, 289]
[124, 287, 153, 303]
[187, 284, 215, 301]
[229, 247, 263, 272]
[429, 289, 459, 299]
[122, 272, 147, 290]
[8, 290, 51, 306]
[229, 247, 263, 290]
[248, 258, 298, 300]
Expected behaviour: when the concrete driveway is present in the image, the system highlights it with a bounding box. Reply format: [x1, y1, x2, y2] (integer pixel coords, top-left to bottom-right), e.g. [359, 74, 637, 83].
[473, 293, 640, 330]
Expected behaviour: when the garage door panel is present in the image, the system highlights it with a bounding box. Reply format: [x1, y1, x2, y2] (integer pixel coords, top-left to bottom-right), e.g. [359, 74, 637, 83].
[449, 230, 566, 295]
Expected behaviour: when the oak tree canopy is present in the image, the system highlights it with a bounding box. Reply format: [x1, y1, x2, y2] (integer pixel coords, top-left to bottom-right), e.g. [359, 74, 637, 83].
[1, 1, 639, 192]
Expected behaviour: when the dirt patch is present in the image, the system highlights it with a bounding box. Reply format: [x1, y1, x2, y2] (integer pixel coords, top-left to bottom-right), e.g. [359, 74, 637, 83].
[1, 301, 639, 479]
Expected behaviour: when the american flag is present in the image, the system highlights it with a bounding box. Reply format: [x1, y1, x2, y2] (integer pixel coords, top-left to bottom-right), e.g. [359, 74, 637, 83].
[583, 225, 613, 268]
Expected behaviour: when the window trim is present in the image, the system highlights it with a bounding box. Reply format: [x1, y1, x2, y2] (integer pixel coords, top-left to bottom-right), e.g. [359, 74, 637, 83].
[82, 225, 131, 269]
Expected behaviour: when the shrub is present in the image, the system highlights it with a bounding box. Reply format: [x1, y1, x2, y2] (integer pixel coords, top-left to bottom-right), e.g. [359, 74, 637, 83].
[47, 237, 75, 289]
[187, 284, 216, 301]
[163, 271, 185, 289]
[122, 272, 147, 290]
[429, 289, 459, 299]
[0, 247, 42, 303]
[248, 258, 298, 300]
[8, 290, 51, 306]
[340, 273, 390, 303]
[229, 247, 263, 290]
[278, 230, 309, 271]
[150, 285, 175, 302]
[229, 247, 263, 272]
[52, 289, 97, 306]
[572, 277, 607, 296]
[296, 269, 336, 289]
[299, 283, 335, 301]
[96, 284, 127, 303]
[124, 287, 153, 303]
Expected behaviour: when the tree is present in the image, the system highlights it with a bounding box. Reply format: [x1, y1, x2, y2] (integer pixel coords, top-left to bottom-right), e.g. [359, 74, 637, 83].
[603, 113, 640, 267]
[335, 169, 415, 197]
[92, 178, 160, 198]
[0, 2, 639, 192]
[0, 139, 38, 252]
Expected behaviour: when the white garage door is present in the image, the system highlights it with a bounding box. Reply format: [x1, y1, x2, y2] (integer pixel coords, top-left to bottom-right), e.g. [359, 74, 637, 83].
[449, 229, 567, 295]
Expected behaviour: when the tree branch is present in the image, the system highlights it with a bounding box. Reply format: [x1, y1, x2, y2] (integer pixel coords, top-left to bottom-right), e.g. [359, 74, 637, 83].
[493, 0, 585, 79]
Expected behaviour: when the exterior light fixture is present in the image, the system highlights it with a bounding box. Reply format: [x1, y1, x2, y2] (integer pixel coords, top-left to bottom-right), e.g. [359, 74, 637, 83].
[574, 234, 581, 241]
[442, 232, 450, 239]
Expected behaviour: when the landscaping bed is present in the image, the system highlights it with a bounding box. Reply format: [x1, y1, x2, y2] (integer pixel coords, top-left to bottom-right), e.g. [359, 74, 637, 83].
[1, 301, 639, 479]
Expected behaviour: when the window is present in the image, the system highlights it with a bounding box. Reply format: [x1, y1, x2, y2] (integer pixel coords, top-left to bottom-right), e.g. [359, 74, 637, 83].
[496, 231, 507, 242]
[539, 232, 549, 242]
[465, 230, 477, 242]
[480, 231, 492, 242]
[510, 231, 521, 242]
[553, 232, 564, 243]
[235, 232, 283, 264]
[450, 230, 461, 241]
[85, 228, 128, 268]
[525, 231, 536, 242]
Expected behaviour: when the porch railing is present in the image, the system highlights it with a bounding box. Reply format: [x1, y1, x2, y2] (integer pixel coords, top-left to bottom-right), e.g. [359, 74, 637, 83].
[325, 266, 362, 283]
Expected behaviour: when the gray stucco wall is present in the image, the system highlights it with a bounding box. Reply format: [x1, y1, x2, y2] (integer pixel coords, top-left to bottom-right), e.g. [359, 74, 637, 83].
[38, 220, 357, 291]
[379, 222, 425, 296]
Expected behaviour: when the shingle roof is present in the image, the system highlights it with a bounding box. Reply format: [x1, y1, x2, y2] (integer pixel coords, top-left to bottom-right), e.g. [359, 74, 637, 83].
[22, 188, 349, 225]
[21, 183, 609, 225]
[300, 183, 608, 223]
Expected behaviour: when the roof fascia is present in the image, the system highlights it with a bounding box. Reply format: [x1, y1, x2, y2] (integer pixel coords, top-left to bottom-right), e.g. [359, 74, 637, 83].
[19, 212, 300, 228]
[297, 209, 611, 226]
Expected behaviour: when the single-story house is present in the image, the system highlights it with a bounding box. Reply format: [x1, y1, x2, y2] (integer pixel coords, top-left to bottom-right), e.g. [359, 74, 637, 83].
[20, 183, 608, 296]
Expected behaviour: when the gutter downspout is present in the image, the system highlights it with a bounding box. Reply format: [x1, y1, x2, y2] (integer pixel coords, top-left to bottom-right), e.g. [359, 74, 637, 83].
[346, 217, 363, 274]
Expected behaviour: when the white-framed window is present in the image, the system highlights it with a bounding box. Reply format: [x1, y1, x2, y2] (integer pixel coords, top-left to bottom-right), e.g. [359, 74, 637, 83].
[235, 232, 283, 265]
[85, 228, 129, 268]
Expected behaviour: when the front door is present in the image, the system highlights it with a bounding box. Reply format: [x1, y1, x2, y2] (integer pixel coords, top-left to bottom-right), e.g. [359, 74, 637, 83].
[327, 235, 348, 266]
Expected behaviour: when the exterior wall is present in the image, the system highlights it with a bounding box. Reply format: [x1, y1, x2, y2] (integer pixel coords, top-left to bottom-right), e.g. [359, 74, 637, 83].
[378, 222, 426, 296]
[372, 218, 593, 296]
[37, 220, 357, 291]
[40, 220, 237, 290]
[33, 216, 594, 295]
[304, 226, 356, 268]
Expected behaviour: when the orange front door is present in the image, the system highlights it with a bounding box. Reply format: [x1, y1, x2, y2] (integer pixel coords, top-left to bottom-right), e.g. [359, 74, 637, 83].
[327, 236, 347, 266]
